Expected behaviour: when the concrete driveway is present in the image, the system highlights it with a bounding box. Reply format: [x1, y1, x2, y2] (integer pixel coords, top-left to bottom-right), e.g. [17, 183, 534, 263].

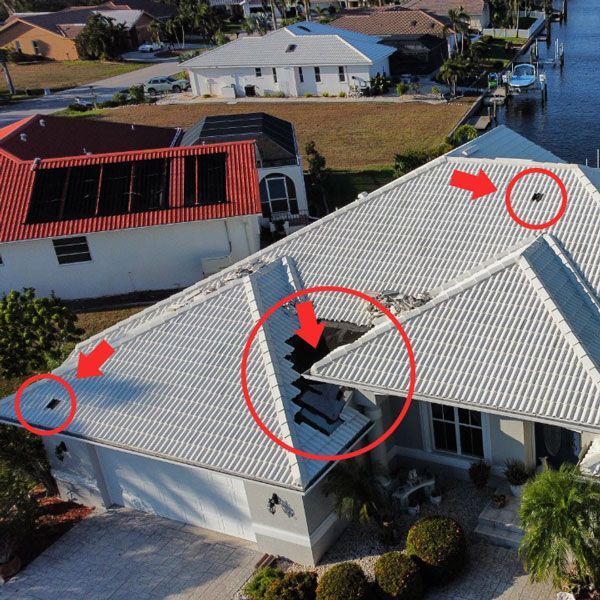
[0, 62, 181, 126]
[3, 509, 260, 600]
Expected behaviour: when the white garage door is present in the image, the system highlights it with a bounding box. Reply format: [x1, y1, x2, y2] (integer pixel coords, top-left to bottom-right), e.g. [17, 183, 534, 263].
[97, 447, 256, 541]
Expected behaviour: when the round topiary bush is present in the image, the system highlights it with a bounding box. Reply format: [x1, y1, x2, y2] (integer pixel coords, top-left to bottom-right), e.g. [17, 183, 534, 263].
[265, 570, 318, 600]
[374, 552, 423, 599]
[406, 516, 466, 585]
[243, 566, 284, 600]
[316, 562, 369, 600]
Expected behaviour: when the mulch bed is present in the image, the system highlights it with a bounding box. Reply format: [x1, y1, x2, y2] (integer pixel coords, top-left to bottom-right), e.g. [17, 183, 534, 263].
[15, 487, 92, 572]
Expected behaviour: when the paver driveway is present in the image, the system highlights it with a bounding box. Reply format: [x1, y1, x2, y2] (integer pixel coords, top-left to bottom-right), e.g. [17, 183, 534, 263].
[3, 508, 260, 600]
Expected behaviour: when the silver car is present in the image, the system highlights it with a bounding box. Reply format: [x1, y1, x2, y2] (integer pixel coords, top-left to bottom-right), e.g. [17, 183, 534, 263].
[143, 76, 190, 95]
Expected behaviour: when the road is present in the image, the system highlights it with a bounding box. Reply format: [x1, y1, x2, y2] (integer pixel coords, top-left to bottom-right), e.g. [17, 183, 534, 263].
[0, 61, 180, 126]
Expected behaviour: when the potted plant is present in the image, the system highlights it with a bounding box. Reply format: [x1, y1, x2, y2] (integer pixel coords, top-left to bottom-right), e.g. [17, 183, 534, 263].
[430, 484, 442, 505]
[0, 473, 36, 582]
[504, 459, 533, 497]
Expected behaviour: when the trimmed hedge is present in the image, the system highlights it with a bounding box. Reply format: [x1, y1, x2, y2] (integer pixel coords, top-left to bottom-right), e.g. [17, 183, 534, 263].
[316, 562, 369, 600]
[374, 552, 423, 599]
[265, 571, 317, 600]
[406, 516, 466, 585]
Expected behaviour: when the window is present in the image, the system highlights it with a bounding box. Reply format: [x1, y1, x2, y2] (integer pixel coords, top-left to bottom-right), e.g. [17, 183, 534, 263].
[131, 159, 170, 211]
[259, 173, 298, 219]
[184, 153, 227, 206]
[52, 236, 91, 265]
[14, 40, 21, 52]
[314, 66, 321, 83]
[272, 67, 278, 83]
[338, 66, 345, 82]
[430, 405, 483, 458]
[32, 40, 41, 55]
[298, 67, 304, 83]
[63, 165, 100, 219]
[255, 67, 262, 77]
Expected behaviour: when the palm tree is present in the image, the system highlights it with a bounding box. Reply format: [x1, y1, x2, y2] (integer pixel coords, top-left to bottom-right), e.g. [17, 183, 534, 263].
[448, 6, 470, 55]
[322, 459, 386, 525]
[438, 58, 462, 96]
[519, 465, 600, 591]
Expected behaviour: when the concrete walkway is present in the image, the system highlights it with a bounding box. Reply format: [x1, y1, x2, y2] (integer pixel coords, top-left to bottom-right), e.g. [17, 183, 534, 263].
[0, 62, 181, 126]
[3, 509, 260, 600]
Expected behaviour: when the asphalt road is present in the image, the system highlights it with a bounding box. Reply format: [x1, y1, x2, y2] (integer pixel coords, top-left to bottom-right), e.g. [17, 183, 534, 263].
[0, 61, 181, 126]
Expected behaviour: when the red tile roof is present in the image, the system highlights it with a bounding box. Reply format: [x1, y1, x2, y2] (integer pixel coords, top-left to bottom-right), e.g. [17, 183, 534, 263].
[333, 7, 451, 37]
[399, 0, 485, 17]
[0, 115, 180, 161]
[0, 117, 261, 244]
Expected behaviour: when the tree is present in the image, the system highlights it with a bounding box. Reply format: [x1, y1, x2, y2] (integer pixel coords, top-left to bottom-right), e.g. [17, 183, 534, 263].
[394, 144, 451, 177]
[75, 14, 130, 60]
[0, 288, 82, 380]
[0, 48, 15, 96]
[322, 460, 386, 524]
[305, 140, 327, 186]
[438, 57, 466, 96]
[448, 6, 469, 55]
[0, 425, 58, 496]
[243, 14, 270, 35]
[519, 465, 600, 592]
[450, 124, 478, 147]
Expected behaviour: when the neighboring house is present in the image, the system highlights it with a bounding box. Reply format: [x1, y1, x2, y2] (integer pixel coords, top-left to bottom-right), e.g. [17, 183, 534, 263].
[398, 0, 491, 31]
[2, 126, 599, 566]
[183, 21, 395, 98]
[0, 115, 262, 300]
[333, 6, 454, 74]
[0, 5, 154, 60]
[179, 112, 310, 232]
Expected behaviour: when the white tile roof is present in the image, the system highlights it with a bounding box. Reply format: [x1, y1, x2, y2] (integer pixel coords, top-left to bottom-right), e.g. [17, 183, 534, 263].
[447, 125, 565, 163]
[181, 24, 395, 68]
[2, 126, 600, 482]
[0, 258, 369, 490]
[308, 235, 600, 432]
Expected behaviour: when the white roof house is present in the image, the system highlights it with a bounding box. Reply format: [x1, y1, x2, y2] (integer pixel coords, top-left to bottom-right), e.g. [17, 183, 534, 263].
[183, 22, 396, 97]
[2, 126, 599, 564]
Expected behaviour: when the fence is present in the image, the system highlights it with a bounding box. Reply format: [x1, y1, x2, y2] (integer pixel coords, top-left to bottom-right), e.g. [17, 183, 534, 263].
[482, 12, 546, 39]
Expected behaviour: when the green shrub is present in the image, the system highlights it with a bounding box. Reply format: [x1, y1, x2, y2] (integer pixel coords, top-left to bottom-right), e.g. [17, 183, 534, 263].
[481, 34, 494, 43]
[265, 571, 317, 600]
[316, 562, 368, 600]
[504, 459, 533, 486]
[450, 124, 478, 147]
[67, 102, 91, 112]
[100, 99, 121, 108]
[468, 459, 491, 488]
[304, 92, 314, 97]
[374, 552, 423, 599]
[244, 566, 284, 600]
[128, 84, 145, 104]
[202, 93, 212, 98]
[406, 516, 466, 585]
[322, 91, 329, 97]
[338, 91, 346, 97]
[396, 82, 409, 95]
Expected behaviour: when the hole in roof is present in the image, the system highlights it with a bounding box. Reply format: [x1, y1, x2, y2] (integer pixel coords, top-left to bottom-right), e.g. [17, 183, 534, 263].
[531, 192, 545, 202]
[286, 44, 297, 52]
[411, 20, 417, 26]
[46, 398, 61, 410]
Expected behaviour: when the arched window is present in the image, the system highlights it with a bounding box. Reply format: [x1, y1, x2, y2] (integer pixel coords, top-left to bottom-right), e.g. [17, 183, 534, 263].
[259, 174, 298, 220]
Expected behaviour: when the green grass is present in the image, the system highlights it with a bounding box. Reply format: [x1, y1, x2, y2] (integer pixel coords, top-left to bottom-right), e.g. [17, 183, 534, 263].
[53, 107, 108, 118]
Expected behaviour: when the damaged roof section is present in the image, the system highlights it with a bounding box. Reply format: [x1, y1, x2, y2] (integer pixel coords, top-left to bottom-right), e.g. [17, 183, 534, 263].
[0, 256, 370, 490]
[308, 235, 600, 433]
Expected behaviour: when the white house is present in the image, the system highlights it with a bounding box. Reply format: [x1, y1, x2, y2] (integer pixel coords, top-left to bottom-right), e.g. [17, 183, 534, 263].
[183, 21, 396, 98]
[180, 112, 311, 233]
[2, 126, 599, 566]
[0, 115, 262, 300]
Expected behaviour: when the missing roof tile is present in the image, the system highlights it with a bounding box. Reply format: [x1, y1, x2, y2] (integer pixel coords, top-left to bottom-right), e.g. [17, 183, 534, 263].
[531, 192, 545, 202]
[46, 398, 61, 410]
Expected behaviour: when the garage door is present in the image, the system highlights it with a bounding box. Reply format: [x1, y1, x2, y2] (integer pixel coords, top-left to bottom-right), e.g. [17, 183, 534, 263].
[96, 447, 256, 541]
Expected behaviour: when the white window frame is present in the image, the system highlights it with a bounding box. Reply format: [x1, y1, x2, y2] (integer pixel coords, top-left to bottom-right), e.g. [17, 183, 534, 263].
[265, 175, 296, 215]
[32, 40, 41, 56]
[419, 402, 492, 463]
[255, 67, 262, 78]
[338, 66, 345, 82]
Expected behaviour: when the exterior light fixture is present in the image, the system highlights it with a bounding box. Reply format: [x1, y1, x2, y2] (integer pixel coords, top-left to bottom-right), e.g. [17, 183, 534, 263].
[267, 493, 280, 515]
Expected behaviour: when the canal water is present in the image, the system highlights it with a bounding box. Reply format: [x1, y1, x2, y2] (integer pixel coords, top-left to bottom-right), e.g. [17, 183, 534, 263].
[493, 0, 600, 164]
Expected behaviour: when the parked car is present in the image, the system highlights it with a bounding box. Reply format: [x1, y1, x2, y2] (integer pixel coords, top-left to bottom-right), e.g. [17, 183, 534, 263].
[138, 41, 164, 53]
[143, 76, 190, 95]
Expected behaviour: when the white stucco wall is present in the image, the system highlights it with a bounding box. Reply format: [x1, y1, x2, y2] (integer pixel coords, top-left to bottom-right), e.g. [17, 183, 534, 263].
[188, 59, 391, 98]
[0, 216, 260, 300]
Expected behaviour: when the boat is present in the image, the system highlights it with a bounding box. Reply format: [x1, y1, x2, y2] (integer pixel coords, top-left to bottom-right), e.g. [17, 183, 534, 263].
[508, 63, 537, 91]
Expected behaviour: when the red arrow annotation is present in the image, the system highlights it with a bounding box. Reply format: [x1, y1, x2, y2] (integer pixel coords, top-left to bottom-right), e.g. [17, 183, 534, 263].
[450, 168, 497, 200]
[294, 301, 325, 349]
[77, 340, 115, 379]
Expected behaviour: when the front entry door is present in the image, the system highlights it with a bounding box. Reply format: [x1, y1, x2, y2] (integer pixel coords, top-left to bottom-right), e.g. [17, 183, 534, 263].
[534, 423, 580, 469]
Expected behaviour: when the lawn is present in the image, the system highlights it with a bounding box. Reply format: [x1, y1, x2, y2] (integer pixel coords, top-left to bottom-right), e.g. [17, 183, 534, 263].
[0, 60, 148, 94]
[483, 38, 528, 68]
[91, 100, 473, 170]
